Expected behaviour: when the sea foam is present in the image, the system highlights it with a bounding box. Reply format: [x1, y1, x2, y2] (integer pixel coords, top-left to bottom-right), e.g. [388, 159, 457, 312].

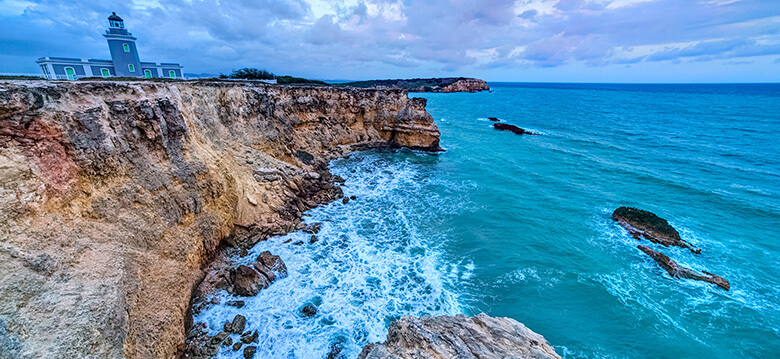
[194, 150, 468, 358]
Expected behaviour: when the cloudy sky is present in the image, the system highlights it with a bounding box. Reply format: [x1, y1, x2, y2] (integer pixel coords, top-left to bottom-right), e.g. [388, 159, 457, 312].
[1, 0, 779, 82]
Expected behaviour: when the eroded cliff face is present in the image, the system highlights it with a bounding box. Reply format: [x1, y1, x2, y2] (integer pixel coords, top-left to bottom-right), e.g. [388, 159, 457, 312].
[0, 80, 440, 359]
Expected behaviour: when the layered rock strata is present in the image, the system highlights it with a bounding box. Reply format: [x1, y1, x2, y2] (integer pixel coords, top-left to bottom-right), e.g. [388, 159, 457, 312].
[0, 80, 440, 359]
[358, 314, 562, 359]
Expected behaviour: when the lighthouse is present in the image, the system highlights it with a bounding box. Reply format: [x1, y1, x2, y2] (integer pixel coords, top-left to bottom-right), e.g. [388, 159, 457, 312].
[103, 12, 142, 77]
[36, 12, 183, 80]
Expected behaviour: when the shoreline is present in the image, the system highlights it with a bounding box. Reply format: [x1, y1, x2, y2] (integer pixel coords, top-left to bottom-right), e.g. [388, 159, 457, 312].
[0, 80, 441, 358]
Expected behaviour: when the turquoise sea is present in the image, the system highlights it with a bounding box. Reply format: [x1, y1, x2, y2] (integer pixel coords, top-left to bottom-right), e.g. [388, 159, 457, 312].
[197, 83, 780, 358]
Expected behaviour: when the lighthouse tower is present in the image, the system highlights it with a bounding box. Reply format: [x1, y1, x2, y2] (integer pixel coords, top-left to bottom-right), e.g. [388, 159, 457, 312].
[103, 12, 142, 77]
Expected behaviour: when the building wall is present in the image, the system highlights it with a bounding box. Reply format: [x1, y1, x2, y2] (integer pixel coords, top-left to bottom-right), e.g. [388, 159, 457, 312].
[52, 64, 86, 77]
[90, 66, 116, 77]
[141, 67, 159, 78]
[107, 39, 142, 77]
[161, 68, 182, 78]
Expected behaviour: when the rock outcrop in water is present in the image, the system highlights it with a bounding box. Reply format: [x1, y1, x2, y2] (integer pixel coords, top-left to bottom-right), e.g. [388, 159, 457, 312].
[0, 79, 441, 359]
[612, 207, 701, 254]
[637, 245, 730, 290]
[493, 123, 540, 135]
[358, 314, 562, 359]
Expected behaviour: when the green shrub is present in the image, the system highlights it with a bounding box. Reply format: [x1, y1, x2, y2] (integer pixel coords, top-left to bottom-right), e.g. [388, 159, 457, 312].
[228, 68, 275, 80]
[276, 76, 327, 85]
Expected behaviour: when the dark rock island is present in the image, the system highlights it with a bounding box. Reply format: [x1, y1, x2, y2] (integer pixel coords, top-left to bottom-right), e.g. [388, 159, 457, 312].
[493, 123, 540, 135]
[612, 207, 701, 253]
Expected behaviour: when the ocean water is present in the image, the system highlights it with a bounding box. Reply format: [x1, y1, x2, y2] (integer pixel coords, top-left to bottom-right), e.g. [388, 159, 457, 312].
[195, 83, 780, 358]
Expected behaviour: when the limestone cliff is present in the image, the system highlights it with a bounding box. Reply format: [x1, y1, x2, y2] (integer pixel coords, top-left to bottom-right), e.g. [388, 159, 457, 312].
[0, 80, 440, 359]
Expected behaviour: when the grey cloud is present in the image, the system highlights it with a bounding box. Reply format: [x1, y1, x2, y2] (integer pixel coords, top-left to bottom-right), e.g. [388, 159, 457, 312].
[518, 9, 538, 19]
[1, 0, 779, 79]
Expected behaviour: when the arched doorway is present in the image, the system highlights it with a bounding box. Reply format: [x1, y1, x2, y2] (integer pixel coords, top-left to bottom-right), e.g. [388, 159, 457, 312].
[65, 67, 75, 80]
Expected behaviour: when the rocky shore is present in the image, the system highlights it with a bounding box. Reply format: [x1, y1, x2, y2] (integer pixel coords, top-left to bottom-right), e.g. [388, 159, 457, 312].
[0, 79, 558, 359]
[0, 80, 440, 358]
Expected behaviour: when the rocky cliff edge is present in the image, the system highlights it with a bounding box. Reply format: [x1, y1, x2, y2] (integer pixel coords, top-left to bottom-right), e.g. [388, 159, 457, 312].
[0, 80, 440, 359]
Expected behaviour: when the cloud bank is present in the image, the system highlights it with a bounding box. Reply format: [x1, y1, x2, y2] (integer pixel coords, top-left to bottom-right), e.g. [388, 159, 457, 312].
[1, 0, 779, 81]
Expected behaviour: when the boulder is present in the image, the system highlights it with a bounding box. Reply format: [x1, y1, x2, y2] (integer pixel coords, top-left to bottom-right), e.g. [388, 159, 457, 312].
[257, 251, 287, 280]
[493, 123, 539, 136]
[240, 330, 259, 344]
[243, 345, 258, 359]
[232, 265, 270, 297]
[194, 268, 233, 300]
[637, 245, 729, 290]
[227, 315, 246, 334]
[358, 314, 561, 359]
[302, 304, 318, 317]
[612, 207, 701, 253]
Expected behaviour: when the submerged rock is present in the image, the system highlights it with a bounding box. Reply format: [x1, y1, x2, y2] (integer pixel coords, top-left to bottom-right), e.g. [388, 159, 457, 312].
[327, 341, 346, 359]
[301, 304, 318, 317]
[493, 123, 540, 136]
[301, 222, 323, 234]
[226, 300, 245, 308]
[612, 207, 701, 253]
[638, 245, 730, 290]
[488, 117, 500, 122]
[358, 314, 561, 359]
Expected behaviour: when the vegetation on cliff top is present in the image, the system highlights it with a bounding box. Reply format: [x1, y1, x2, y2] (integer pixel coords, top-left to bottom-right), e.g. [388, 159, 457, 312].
[222, 68, 275, 80]
[219, 68, 327, 85]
